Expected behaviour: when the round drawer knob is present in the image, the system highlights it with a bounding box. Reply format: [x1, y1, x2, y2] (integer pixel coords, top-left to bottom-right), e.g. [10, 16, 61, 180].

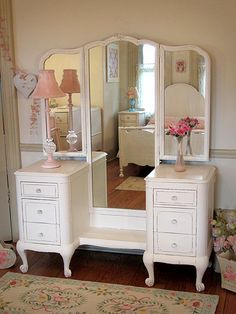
[36, 188, 42, 193]
[171, 219, 178, 224]
[37, 210, 43, 215]
[171, 195, 178, 201]
[38, 232, 44, 237]
[171, 243, 177, 248]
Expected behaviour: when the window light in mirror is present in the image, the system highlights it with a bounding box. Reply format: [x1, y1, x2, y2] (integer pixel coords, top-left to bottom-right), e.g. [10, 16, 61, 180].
[138, 44, 155, 113]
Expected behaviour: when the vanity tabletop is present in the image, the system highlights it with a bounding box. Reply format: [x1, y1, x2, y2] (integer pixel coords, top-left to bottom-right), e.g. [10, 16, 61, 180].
[15, 159, 89, 177]
[146, 164, 216, 183]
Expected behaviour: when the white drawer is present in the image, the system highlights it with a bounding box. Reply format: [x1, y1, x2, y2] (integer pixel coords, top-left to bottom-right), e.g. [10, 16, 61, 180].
[57, 123, 68, 135]
[154, 189, 196, 207]
[120, 114, 137, 122]
[24, 222, 60, 244]
[154, 233, 195, 255]
[122, 122, 137, 127]
[55, 113, 68, 124]
[154, 209, 195, 234]
[23, 199, 59, 224]
[21, 182, 58, 198]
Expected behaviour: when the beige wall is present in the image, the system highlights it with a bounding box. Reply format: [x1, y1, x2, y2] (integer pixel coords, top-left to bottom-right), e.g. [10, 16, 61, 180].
[12, 0, 236, 208]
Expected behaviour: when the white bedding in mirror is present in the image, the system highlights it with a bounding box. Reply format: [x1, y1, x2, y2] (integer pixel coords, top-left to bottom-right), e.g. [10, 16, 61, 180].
[163, 83, 205, 157]
[118, 125, 155, 177]
[118, 82, 206, 176]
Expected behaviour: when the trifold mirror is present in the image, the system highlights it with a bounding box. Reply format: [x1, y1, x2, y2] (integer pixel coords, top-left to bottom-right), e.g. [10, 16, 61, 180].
[39, 35, 210, 213]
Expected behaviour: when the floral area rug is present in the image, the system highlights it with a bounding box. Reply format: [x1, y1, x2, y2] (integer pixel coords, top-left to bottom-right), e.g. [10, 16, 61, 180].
[0, 272, 219, 314]
[116, 176, 145, 191]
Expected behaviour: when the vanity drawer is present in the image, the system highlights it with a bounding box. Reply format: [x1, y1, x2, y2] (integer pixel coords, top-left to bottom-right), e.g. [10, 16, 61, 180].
[153, 188, 196, 207]
[154, 209, 195, 234]
[21, 182, 58, 198]
[22, 199, 59, 224]
[24, 222, 60, 244]
[154, 233, 195, 256]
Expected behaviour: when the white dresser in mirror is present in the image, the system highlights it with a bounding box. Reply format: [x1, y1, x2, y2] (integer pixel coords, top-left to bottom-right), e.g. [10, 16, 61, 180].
[52, 106, 82, 150]
[118, 110, 146, 127]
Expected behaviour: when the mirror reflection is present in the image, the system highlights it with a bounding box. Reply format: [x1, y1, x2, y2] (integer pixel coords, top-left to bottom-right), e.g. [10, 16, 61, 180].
[40, 39, 210, 214]
[161, 48, 208, 160]
[88, 40, 157, 210]
[44, 53, 82, 152]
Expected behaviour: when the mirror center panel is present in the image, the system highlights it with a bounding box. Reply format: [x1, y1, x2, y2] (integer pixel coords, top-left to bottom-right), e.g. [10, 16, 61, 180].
[87, 38, 158, 210]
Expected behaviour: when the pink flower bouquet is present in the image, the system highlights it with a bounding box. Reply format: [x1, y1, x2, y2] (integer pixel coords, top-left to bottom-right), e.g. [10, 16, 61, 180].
[166, 120, 191, 138]
[180, 116, 199, 129]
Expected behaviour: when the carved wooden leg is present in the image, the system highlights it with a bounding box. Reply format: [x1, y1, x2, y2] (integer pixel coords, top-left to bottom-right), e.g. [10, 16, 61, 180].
[195, 256, 209, 292]
[119, 166, 124, 177]
[16, 240, 28, 273]
[60, 246, 75, 277]
[143, 251, 155, 287]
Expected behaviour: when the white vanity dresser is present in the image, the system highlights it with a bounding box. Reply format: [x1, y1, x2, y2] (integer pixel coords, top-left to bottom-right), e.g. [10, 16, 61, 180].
[15, 160, 89, 277]
[17, 35, 214, 291]
[144, 164, 216, 291]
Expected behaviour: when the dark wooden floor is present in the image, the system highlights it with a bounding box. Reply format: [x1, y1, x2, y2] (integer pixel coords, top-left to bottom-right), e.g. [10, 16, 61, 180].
[0, 248, 236, 313]
[107, 158, 153, 209]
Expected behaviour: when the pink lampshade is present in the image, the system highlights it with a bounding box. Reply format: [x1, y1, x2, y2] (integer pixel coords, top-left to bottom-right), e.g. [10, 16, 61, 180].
[32, 70, 66, 99]
[60, 69, 80, 94]
[127, 86, 139, 99]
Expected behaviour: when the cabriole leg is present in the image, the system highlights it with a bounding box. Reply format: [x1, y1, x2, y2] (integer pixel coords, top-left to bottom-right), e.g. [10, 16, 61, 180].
[60, 246, 75, 278]
[195, 256, 209, 292]
[119, 167, 124, 177]
[16, 241, 28, 273]
[143, 251, 155, 287]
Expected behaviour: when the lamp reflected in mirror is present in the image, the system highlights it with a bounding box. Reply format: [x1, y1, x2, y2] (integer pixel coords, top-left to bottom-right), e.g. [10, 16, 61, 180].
[32, 69, 66, 168]
[127, 86, 139, 112]
[60, 69, 81, 152]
